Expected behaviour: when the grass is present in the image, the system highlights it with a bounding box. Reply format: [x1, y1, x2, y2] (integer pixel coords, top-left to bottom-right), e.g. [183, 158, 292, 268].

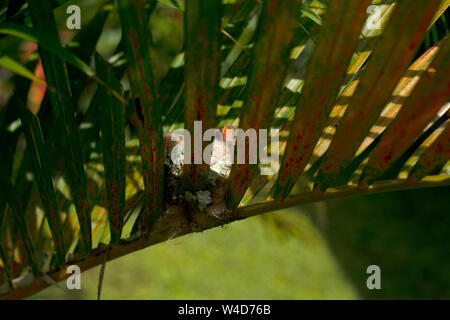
[31, 206, 357, 299]
[28, 186, 450, 299]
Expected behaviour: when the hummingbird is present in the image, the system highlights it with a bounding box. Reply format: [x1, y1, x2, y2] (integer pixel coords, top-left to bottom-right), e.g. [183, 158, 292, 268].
[163, 125, 235, 177]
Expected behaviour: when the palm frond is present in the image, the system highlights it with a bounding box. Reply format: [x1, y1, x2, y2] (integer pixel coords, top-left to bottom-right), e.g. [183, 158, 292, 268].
[0, 0, 448, 299]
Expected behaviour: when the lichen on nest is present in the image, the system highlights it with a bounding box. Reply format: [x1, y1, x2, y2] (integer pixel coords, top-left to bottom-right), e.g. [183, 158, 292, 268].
[162, 132, 233, 221]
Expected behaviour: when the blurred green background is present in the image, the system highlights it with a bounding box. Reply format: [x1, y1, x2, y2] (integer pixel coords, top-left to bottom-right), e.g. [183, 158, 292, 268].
[33, 186, 450, 299]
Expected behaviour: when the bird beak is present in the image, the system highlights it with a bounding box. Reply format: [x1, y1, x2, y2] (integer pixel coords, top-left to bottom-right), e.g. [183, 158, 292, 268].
[222, 124, 228, 139]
